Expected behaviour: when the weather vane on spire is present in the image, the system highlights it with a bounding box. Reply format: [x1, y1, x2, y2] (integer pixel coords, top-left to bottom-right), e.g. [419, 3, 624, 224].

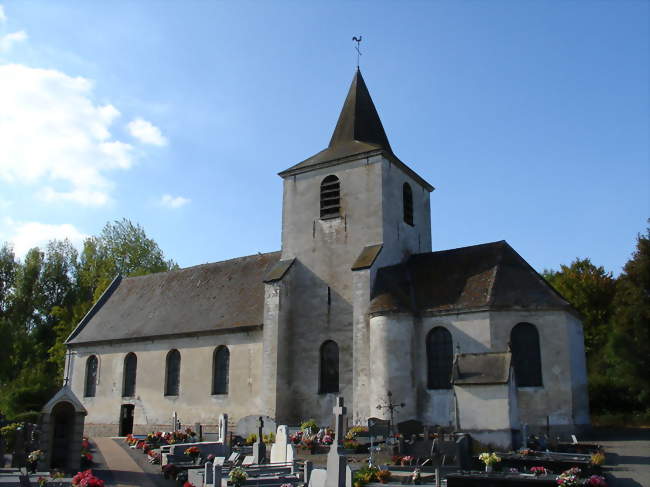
[352, 36, 362, 68]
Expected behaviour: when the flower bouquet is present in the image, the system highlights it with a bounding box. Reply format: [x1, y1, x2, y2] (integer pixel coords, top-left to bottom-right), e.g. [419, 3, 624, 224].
[184, 446, 201, 462]
[27, 450, 44, 473]
[229, 467, 248, 487]
[376, 469, 391, 484]
[556, 467, 582, 486]
[478, 452, 501, 472]
[530, 466, 547, 476]
[71, 469, 104, 487]
[585, 475, 608, 486]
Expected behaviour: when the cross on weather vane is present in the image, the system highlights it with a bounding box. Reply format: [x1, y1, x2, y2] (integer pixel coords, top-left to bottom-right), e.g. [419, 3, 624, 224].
[352, 35, 362, 68]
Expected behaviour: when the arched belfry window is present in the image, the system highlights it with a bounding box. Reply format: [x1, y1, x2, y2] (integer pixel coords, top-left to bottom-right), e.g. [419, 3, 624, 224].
[165, 349, 181, 396]
[511, 323, 543, 387]
[212, 346, 230, 395]
[403, 183, 414, 226]
[122, 352, 137, 397]
[426, 327, 453, 389]
[319, 340, 339, 393]
[84, 355, 98, 397]
[320, 175, 341, 219]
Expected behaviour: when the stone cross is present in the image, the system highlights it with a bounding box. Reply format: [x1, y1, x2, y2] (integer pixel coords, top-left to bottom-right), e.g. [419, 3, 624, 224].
[252, 416, 266, 464]
[218, 413, 229, 444]
[333, 396, 346, 446]
[172, 411, 178, 432]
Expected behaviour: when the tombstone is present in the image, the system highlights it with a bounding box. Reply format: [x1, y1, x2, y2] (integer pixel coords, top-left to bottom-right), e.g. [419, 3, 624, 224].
[397, 419, 423, 438]
[325, 396, 350, 487]
[309, 469, 327, 487]
[236, 415, 276, 438]
[218, 413, 229, 444]
[194, 422, 202, 442]
[212, 462, 222, 487]
[455, 434, 472, 471]
[11, 426, 26, 468]
[204, 461, 214, 485]
[38, 386, 87, 473]
[252, 416, 267, 464]
[522, 423, 529, 449]
[172, 411, 178, 432]
[367, 418, 390, 439]
[304, 460, 314, 485]
[270, 425, 296, 464]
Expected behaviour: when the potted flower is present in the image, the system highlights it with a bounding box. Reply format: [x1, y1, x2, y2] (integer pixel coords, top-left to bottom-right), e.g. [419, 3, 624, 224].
[184, 446, 201, 462]
[401, 455, 414, 466]
[530, 466, 547, 476]
[229, 467, 248, 487]
[376, 469, 391, 484]
[591, 452, 605, 466]
[71, 469, 105, 487]
[27, 450, 43, 473]
[557, 467, 582, 487]
[585, 475, 608, 486]
[478, 452, 501, 472]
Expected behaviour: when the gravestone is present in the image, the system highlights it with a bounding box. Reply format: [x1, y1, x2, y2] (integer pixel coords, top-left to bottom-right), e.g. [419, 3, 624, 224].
[397, 419, 423, 438]
[367, 418, 390, 439]
[522, 424, 529, 449]
[194, 422, 202, 442]
[212, 462, 222, 487]
[10, 426, 25, 468]
[236, 415, 276, 438]
[325, 397, 350, 487]
[204, 461, 213, 485]
[172, 412, 179, 432]
[308, 469, 327, 487]
[270, 425, 295, 464]
[252, 417, 267, 464]
[218, 413, 229, 444]
[304, 460, 313, 485]
[455, 434, 472, 471]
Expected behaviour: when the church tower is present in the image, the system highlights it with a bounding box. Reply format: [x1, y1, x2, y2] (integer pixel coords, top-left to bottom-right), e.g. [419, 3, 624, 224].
[263, 69, 433, 424]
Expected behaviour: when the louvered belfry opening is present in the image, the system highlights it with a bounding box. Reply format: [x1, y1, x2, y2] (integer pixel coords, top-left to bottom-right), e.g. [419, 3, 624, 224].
[403, 182, 414, 226]
[320, 175, 341, 218]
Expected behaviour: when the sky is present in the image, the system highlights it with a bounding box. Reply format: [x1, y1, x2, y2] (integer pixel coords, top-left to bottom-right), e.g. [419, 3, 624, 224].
[0, 1, 648, 276]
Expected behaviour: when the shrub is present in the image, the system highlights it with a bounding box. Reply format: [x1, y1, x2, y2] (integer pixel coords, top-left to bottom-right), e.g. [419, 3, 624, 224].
[300, 419, 318, 433]
[11, 411, 41, 424]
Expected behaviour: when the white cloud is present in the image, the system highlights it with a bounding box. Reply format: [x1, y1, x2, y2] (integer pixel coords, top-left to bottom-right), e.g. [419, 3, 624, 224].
[2, 220, 87, 258]
[0, 5, 7, 23]
[0, 30, 27, 52]
[127, 118, 168, 146]
[0, 64, 135, 206]
[160, 194, 190, 209]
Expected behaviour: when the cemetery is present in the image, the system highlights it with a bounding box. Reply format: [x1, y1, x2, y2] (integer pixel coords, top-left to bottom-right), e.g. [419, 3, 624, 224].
[1, 392, 613, 487]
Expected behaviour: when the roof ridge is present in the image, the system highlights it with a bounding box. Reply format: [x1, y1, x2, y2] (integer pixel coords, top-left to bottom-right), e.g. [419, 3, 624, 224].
[123, 250, 281, 281]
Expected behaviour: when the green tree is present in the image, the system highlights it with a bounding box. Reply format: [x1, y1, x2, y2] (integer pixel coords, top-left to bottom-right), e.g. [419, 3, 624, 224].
[607, 226, 650, 409]
[543, 258, 617, 361]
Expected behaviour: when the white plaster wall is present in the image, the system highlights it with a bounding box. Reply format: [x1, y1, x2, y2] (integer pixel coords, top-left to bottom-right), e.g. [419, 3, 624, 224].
[416, 312, 491, 426]
[454, 384, 511, 430]
[68, 329, 263, 434]
[368, 314, 416, 421]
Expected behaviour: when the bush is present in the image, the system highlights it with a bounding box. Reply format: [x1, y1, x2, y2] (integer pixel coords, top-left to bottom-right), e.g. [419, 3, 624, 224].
[11, 410, 41, 424]
[300, 419, 318, 433]
[0, 423, 22, 451]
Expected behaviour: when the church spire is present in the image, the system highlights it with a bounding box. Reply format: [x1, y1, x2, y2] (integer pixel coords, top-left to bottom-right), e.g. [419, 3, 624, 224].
[328, 68, 392, 153]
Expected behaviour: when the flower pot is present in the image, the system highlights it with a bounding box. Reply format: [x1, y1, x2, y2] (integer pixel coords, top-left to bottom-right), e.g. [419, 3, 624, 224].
[485, 465, 493, 473]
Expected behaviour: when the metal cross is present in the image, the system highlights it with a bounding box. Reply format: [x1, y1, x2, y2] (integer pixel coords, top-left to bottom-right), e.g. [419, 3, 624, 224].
[257, 416, 264, 441]
[352, 36, 362, 68]
[376, 390, 405, 435]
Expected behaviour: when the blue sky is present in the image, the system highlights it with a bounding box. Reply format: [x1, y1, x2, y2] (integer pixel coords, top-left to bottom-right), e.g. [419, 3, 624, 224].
[0, 1, 647, 275]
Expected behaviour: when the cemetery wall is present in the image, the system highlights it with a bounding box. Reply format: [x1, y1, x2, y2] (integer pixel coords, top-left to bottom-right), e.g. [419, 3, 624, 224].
[67, 329, 264, 437]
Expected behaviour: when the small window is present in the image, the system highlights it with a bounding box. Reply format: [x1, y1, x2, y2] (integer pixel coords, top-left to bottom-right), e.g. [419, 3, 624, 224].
[165, 349, 181, 396]
[122, 353, 137, 397]
[319, 340, 339, 393]
[84, 355, 98, 397]
[511, 323, 543, 387]
[426, 327, 453, 389]
[403, 183, 413, 226]
[212, 346, 230, 395]
[320, 175, 341, 218]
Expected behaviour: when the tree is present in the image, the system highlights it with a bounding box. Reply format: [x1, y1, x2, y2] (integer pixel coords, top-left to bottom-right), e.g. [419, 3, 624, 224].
[607, 226, 650, 408]
[543, 258, 617, 361]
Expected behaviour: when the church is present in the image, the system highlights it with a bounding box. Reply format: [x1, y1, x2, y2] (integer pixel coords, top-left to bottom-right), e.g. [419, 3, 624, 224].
[65, 69, 590, 447]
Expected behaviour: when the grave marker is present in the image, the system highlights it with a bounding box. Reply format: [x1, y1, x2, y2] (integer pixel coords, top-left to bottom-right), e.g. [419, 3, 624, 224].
[252, 416, 267, 464]
[218, 413, 229, 444]
[325, 396, 350, 487]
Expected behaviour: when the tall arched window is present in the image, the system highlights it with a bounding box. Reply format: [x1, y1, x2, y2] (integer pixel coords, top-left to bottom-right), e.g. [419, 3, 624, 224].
[319, 340, 339, 393]
[165, 349, 181, 396]
[84, 355, 98, 397]
[403, 182, 413, 226]
[510, 322, 543, 387]
[426, 327, 453, 389]
[122, 353, 137, 397]
[320, 175, 340, 218]
[212, 346, 230, 395]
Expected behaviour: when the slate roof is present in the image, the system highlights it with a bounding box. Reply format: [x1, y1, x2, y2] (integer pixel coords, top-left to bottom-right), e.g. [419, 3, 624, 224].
[279, 69, 433, 191]
[369, 241, 572, 315]
[66, 251, 281, 345]
[452, 352, 512, 385]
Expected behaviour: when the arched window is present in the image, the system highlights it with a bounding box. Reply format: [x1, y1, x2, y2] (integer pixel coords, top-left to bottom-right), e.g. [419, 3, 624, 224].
[122, 353, 137, 397]
[165, 349, 181, 396]
[319, 340, 339, 393]
[84, 355, 98, 397]
[426, 327, 453, 389]
[212, 346, 230, 395]
[403, 183, 413, 226]
[320, 175, 340, 218]
[510, 323, 543, 387]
